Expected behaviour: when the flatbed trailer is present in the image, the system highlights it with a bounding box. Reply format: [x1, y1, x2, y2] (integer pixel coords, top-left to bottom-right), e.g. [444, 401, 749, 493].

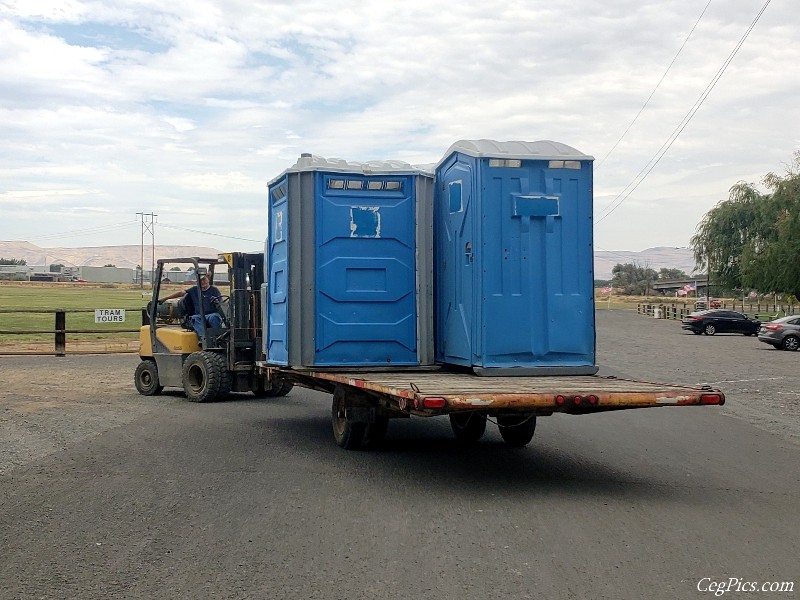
[256, 364, 725, 450]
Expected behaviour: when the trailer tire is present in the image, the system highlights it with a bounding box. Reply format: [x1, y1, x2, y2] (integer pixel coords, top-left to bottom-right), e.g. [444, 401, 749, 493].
[183, 351, 225, 402]
[497, 414, 537, 447]
[363, 416, 389, 448]
[134, 359, 163, 396]
[331, 387, 366, 450]
[449, 412, 487, 443]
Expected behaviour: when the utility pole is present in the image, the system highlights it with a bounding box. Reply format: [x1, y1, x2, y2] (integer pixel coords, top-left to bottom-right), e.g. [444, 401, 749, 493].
[137, 212, 157, 288]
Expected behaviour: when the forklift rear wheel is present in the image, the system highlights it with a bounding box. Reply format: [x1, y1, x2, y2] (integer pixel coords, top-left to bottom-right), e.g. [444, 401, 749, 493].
[497, 414, 537, 447]
[183, 351, 228, 402]
[449, 412, 487, 443]
[331, 387, 366, 450]
[134, 359, 163, 396]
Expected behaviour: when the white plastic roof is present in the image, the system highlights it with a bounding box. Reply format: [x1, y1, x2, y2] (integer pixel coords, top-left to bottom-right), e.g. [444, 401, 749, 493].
[268, 153, 431, 186]
[439, 139, 594, 163]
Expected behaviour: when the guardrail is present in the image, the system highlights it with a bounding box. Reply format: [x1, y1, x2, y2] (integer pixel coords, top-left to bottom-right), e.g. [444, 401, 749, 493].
[0, 308, 147, 356]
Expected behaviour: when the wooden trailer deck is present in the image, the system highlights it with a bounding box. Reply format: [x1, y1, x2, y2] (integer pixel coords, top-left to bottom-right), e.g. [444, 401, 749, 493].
[264, 367, 726, 415]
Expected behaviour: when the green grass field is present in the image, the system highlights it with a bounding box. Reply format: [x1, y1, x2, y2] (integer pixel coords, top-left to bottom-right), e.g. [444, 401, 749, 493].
[0, 283, 159, 344]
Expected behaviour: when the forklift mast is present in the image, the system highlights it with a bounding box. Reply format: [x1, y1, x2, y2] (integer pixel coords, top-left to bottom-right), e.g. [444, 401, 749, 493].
[220, 252, 265, 370]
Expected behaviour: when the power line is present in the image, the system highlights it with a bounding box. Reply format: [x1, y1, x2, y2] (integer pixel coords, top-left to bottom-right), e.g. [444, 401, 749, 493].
[596, 0, 713, 171]
[159, 222, 262, 243]
[26, 220, 139, 243]
[596, 0, 772, 225]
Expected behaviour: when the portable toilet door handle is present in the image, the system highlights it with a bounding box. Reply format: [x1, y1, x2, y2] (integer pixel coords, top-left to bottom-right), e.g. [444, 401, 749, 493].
[465, 241, 474, 264]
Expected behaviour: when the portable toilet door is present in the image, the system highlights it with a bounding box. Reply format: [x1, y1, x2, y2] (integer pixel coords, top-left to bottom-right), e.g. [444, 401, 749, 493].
[265, 155, 434, 367]
[434, 140, 598, 375]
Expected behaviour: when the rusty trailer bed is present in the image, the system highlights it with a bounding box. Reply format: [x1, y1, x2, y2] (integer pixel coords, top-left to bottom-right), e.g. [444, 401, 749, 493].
[267, 368, 725, 416]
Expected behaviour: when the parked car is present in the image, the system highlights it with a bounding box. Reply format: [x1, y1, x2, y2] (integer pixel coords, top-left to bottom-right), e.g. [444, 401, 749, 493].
[694, 297, 721, 310]
[758, 315, 800, 351]
[681, 309, 761, 336]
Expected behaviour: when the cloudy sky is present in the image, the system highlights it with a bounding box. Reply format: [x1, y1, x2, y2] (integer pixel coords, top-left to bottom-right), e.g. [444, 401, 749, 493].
[0, 0, 796, 254]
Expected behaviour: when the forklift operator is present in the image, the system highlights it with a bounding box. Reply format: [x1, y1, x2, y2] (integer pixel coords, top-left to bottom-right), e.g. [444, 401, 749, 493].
[162, 275, 223, 337]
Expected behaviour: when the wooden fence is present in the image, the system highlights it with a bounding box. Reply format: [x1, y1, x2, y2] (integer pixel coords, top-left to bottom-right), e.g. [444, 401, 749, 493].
[0, 308, 147, 356]
[637, 300, 797, 321]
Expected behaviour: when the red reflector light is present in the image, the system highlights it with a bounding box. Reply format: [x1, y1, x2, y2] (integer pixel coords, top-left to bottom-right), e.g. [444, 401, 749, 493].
[587, 395, 598, 405]
[422, 397, 446, 409]
[573, 396, 581, 405]
[555, 395, 565, 405]
[700, 394, 722, 405]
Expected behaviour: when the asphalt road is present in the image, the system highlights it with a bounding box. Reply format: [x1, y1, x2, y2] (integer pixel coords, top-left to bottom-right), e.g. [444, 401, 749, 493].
[1, 310, 798, 600]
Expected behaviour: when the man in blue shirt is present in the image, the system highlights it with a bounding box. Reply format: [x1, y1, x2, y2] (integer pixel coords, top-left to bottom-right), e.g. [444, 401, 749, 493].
[163, 275, 223, 337]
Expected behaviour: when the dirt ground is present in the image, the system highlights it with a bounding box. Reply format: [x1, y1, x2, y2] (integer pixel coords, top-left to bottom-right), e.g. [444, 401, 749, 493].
[0, 353, 152, 474]
[0, 338, 139, 355]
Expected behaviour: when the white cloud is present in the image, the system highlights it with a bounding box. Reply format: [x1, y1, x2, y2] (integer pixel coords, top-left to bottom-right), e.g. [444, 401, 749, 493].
[0, 0, 798, 251]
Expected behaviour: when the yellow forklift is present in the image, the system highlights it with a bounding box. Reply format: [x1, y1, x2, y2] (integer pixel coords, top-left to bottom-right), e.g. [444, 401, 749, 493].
[134, 253, 293, 402]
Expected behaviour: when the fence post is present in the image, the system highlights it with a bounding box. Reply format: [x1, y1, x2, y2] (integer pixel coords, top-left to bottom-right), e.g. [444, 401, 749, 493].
[55, 311, 66, 357]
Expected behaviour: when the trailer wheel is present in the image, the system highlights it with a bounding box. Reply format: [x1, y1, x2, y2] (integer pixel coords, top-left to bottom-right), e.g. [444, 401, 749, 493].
[497, 414, 537, 447]
[449, 412, 487, 443]
[134, 359, 163, 396]
[363, 416, 389, 448]
[331, 387, 366, 450]
[251, 378, 294, 398]
[183, 351, 226, 402]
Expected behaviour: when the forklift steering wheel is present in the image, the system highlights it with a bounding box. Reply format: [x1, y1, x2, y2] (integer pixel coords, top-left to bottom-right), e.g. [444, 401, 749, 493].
[212, 295, 231, 326]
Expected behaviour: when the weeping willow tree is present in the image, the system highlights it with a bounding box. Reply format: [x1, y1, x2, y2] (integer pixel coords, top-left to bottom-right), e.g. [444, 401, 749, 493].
[691, 152, 800, 300]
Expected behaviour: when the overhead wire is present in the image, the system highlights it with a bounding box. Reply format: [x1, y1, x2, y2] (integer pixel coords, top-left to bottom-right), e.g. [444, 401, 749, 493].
[26, 220, 139, 243]
[595, 0, 772, 225]
[595, 0, 713, 171]
[159, 222, 262, 244]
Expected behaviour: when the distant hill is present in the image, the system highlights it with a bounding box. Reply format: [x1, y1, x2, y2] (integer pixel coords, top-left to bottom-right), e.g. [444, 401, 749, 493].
[0, 241, 222, 270]
[1, 241, 699, 280]
[594, 247, 699, 281]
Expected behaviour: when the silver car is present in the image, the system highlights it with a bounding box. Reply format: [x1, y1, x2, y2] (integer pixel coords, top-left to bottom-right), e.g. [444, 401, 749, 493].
[758, 315, 800, 351]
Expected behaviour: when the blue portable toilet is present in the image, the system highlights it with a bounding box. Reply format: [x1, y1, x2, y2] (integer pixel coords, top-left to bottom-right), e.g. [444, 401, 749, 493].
[265, 154, 434, 367]
[434, 140, 597, 375]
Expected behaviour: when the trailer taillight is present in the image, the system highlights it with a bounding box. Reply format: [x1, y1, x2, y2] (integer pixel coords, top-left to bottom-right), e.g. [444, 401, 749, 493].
[700, 394, 724, 405]
[555, 395, 565, 405]
[421, 397, 446, 409]
[587, 395, 598, 405]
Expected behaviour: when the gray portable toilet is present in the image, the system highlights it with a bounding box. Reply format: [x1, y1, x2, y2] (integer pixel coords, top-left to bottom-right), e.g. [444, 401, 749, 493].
[434, 139, 597, 375]
[265, 154, 434, 367]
